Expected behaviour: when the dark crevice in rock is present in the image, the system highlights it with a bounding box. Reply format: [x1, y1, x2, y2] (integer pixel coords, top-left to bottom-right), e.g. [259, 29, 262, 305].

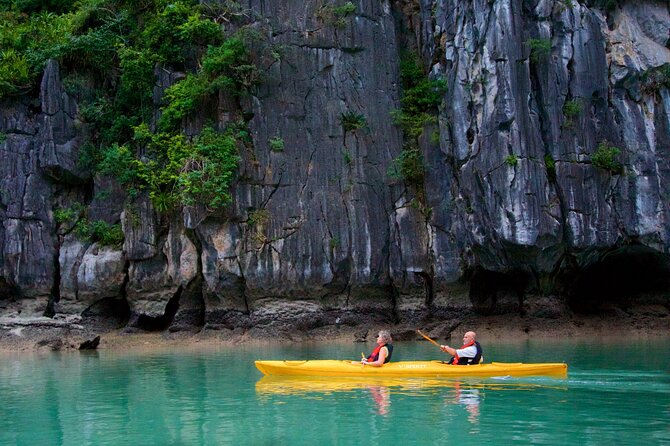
[135, 285, 182, 331]
[43, 235, 61, 318]
[298, 146, 317, 201]
[237, 260, 250, 315]
[169, 277, 205, 332]
[416, 270, 434, 309]
[169, 227, 207, 331]
[1, 128, 38, 136]
[469, 268, 527, 315]
[119, 259, 130, 321]
[565, 246, 670, 314]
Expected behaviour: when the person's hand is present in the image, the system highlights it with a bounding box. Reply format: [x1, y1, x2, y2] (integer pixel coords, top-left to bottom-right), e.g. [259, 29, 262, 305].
[440, 345, 448, 352]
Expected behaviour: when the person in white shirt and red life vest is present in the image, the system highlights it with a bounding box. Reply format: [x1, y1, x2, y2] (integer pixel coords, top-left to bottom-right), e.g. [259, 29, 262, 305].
[440, 331, 483, 365]
[360, 330, 393, 367]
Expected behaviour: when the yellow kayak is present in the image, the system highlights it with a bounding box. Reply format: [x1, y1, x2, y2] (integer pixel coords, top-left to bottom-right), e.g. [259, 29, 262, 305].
[254, 360, 568, 378]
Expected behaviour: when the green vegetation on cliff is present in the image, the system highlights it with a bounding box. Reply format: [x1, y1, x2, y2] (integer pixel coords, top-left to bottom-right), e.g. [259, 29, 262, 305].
[592, 141, 623, 174]
[0, 0, 258, 214]
[392, 53, 446, 141]
[390, 53, 445, 195]
[54, 203, 124, 247]
[640, 64, 670, 96]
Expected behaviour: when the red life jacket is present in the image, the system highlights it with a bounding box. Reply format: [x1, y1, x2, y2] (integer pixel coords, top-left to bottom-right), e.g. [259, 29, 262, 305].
[451, 340, 475, 365]
[367, 344, 393, 363]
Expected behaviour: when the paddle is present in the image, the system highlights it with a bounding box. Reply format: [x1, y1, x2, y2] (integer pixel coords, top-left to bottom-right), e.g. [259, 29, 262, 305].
[360, 352, 367, 367]
[416, 329, 442, 349]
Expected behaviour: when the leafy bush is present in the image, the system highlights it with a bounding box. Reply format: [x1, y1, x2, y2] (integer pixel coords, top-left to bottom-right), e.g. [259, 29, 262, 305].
[0, 49, 31, 96]
[116, 46, 155, 114]
[544, 154, 556, 181]
[3, 0, 257, 215]
[527, 38, 551, 63]
[0, 10, 73, 97]
[387, 53, 445, 200]
[563, 99, 582, 119]
[202, 38, 247, 77]
[269, 136, 284, 152]
[140, 1, 193, 64]
[591, 141, 622, 174]
[398, 54, 446, 114]
[177, 127, 240, 210]
[317, 2, 356, 28]
[391, 109, 437, 139]
[98, 143, 141, 185]
[333, 2, 356, 16]
[159, 74, 209, 131]
[247, 209, 270, 226]
[75, 219, 124, 246]
[392, 53, 446, 138]
[178, 12, 222, 46]
[640, 64, 670, 96]
[59, 13, 127, 73]
[55, 203, 122, 245]
[105, 126, 241, 212]
[505, 154, 518, 167]
[9, 0, 75, 13]
[342, 149, 352, 165]
[159, 37, 259, 131]
[389, 149, 424, 186]
[53, 203, 84, 224]
[340, 111, 366, 132]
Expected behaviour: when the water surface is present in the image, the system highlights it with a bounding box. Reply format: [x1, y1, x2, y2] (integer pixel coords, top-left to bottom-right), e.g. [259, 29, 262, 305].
[0, 338, 668, 445]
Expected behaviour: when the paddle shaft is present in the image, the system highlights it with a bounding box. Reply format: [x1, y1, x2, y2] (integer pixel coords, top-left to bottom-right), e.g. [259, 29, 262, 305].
[417, 330, 442, 349]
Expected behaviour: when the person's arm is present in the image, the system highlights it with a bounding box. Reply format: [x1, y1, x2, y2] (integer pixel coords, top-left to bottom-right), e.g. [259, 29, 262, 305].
[440, 344, 456, 356]
[362, 346, 388, 367]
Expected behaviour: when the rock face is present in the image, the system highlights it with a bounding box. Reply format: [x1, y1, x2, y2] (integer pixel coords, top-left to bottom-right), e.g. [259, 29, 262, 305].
[0, 0, 668, 333]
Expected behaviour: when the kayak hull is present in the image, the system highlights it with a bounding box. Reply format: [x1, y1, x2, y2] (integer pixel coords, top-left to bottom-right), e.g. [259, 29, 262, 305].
[254, 360, 567, 378]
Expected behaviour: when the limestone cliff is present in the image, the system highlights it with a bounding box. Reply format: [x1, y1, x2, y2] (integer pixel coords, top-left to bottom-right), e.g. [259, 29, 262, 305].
[1, 0, 668, 335]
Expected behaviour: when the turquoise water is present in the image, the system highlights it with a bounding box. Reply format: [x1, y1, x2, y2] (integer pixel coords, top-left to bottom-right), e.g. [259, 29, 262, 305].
[0, 339, 668, 445]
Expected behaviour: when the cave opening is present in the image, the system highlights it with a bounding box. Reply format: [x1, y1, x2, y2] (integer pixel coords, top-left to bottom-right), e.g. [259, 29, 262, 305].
[81, 296, 131, 330]
[565, 246, 670, 314]
[0, 277, 18, 300]
[469, 268, 530, 315]
[134, 288, 182, 331]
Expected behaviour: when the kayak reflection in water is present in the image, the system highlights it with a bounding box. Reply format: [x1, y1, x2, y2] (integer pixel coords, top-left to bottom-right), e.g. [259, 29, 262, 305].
[446, 382, 480, 424]
[368, 385, 390, 415]
[357, 330, 393, 367]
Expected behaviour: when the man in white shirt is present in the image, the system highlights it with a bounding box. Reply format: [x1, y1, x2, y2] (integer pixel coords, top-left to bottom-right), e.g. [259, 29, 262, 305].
[440, 331, 482, 365]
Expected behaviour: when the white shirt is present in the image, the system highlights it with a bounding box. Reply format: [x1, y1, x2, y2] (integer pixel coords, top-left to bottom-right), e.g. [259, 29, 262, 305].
[456, 345, 477, 358]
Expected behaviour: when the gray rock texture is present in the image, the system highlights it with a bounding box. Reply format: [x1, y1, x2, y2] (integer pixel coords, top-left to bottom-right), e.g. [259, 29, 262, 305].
[58, 235, 126, 315]
[0, 0, 668, 336]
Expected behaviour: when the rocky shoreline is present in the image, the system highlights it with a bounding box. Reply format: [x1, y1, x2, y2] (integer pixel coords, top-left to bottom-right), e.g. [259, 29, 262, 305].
[1, 303, 668, 353]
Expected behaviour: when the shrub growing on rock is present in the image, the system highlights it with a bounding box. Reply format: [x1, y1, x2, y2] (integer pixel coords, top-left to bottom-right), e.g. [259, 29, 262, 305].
[592, 141, 623, 174]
